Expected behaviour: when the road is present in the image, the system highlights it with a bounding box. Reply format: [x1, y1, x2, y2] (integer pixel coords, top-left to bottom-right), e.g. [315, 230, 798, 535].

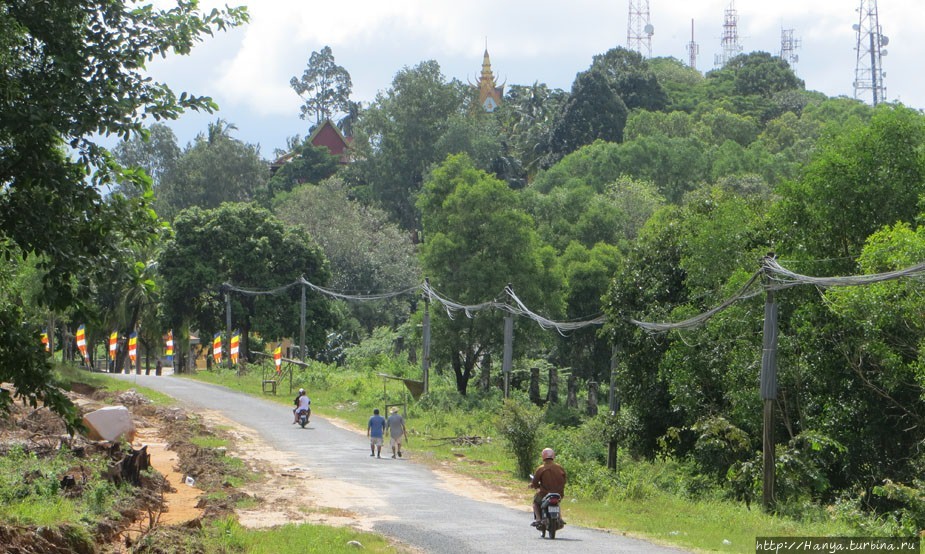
[113, 374, 688, 554]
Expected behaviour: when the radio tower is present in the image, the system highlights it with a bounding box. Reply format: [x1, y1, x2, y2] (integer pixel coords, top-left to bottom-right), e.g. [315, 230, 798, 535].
[779, 28, 801, 72]
[853, 0, 887, 105]
[686, 19, 699, 70]
[715, 1, 743, 68]
[627, 0, 654, 58]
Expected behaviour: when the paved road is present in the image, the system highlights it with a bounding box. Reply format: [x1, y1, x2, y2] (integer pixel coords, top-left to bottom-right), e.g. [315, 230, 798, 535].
[112, 374, 687, 554]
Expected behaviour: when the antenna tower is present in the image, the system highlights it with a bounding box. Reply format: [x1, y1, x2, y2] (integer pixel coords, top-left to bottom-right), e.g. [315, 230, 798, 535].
[779, 28, 801, 72]
[853, 0, 887, 105]
[627, 0, 654, 58]
[686, 19, 699, 70]
[715, 1, 743, 68]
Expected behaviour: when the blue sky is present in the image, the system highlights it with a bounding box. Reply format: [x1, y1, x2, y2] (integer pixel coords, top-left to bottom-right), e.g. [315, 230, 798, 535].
[135, 0, 924, 157]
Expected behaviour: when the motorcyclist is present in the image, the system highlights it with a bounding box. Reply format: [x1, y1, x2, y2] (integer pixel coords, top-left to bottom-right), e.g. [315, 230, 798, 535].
[529, 447, 567, 526]
[292, 388, 311, 424]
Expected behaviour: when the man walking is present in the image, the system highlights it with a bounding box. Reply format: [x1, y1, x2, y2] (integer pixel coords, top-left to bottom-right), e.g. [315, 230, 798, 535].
[386, 407, 407, 459]
[367, 408, 386, 458]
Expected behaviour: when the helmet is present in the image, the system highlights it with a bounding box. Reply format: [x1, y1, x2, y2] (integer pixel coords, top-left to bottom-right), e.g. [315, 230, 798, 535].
[541, 448, 555, 461]
[299, 388, 305, 394]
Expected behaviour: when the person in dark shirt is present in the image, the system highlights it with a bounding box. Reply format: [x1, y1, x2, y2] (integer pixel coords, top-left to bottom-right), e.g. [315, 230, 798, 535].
[529, 447, 566, 525]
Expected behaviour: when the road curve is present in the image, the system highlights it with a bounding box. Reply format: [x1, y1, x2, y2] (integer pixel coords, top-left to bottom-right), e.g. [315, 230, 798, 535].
[112, 374, 688, 554]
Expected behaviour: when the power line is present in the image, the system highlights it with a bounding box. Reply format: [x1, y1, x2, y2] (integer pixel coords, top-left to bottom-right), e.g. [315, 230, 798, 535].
[222, 257, 925, 337]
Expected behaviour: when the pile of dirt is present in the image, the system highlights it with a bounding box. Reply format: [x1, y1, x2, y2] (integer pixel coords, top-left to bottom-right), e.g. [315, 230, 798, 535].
[0, 382, 253, 553]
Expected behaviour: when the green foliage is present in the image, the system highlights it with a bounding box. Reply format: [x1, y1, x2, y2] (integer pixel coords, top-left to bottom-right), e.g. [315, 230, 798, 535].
[872, 480, 925, 535]
[156, 120, 269, 220]
[590, 47, 668, 112]
[496, 399, 545, 478]
[351, 60, 469, 230]
[417, 154, 562, 394]
[274, 178, 420, 333]
[0, 445, 128, 526]
[158, 203, 335, 360]
[264, 143, 340, 200]
[689, 416, 752, 482]
[550, 69, 628, 158]
[0, 0, 244, 421]
[774, 104, 925, 268]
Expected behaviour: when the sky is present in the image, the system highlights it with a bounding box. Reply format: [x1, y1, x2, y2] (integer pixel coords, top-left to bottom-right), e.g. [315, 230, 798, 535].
[136, 0, 925, 157]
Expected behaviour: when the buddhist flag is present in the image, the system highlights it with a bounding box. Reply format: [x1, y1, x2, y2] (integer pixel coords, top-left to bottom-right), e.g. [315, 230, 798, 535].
[230, 330, 240, 365]
[109, 331, 118, 360]
[273, 343, 282, 372]
[165, 330, 174, 360]
[128, 332, 138, 364]
[212, 332, 222, 364]
[41, 330, 49, 352]
[76, 324, 88, 361]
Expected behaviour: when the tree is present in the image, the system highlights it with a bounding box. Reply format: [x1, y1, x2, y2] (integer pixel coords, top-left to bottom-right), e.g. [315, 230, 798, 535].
[590, 46, 668, 112]
[156, 119, 269, 220]
[290, 45, 353, 125]
[417, 154, 562, 395]
[0, 1, 247, 425]
[274, 178, 420, 334]
[549, 70, 628, 159]
[158, 203, 335, 361]
[351, 60, 468, 231]
[264, 141, 340, 201]
[110, 123, 181, 197]
[774, 104, 925, 272]
[499, 82, 569, 176]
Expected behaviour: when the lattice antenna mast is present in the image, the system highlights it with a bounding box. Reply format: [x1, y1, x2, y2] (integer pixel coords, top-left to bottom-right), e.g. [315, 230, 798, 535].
[627, 0, 654, 58]
[853, 0, 888, 105]
[715, 1, 743, 68]
[686, 19, 699, 70]
[779, 28, 801, 72]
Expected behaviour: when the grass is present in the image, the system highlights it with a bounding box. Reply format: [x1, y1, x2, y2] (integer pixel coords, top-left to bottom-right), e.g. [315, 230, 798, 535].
[201, 517, 402, 553]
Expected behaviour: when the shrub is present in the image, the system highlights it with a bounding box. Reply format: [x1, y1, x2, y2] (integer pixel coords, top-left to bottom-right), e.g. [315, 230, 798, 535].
[496, 399, 545, 478]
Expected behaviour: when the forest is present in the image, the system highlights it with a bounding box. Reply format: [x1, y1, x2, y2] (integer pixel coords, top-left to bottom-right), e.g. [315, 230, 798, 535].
[3, 1, 925, 534]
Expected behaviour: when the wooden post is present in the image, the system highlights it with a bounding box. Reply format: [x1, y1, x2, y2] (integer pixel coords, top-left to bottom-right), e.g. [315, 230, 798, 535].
[529, 367, 541, 405]
[566, 375, 577, 408]
[587, 381, 599, 416]
[548, 367, 559, 405]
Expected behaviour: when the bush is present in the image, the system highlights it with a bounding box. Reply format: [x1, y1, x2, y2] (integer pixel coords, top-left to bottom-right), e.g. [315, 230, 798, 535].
[496, 399, 545, 478]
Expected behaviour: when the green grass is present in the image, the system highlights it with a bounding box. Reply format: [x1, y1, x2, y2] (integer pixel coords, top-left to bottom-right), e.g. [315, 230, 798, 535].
[201, 516, 402, 553]
[190, 435, 229, 449]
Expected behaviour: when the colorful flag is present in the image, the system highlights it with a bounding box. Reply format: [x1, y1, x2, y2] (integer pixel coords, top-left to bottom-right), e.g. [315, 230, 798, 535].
[128, 332, 138, 364]
[230, 330, 240, 365]
[76, 324, 88, 361]
[212, 332, 222, 364]
[165, 330, 174, 360]
[41, 330, 49, 352]
[273, 343, 282, 372]
[109, 331, 118, 360]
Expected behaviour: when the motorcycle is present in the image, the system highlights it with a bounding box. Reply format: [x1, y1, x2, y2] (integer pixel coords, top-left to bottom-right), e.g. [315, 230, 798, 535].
[536, 492, 564, 539]
[297, 408, 311, 428]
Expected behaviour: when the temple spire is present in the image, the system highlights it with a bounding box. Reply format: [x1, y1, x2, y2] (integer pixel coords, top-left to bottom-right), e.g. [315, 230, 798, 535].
[477, 42, 503, 112]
